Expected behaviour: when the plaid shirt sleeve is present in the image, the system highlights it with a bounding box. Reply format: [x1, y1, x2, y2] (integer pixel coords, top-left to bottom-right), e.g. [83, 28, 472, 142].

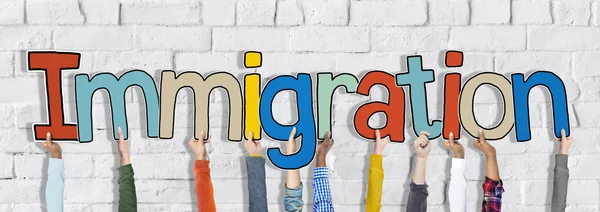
[482, 177, 505, 212]
[312, 167, 335, 212]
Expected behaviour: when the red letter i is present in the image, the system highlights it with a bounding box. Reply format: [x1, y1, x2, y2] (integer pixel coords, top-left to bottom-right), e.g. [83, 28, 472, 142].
[28, 51, 80, 141]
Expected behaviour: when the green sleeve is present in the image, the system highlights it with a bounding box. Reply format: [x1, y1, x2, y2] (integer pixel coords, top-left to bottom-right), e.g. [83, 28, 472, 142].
[118, 164, 137, 212]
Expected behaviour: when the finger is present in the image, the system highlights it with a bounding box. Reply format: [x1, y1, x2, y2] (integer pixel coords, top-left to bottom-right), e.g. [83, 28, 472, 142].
[326, 131, 332, 141]
[478, 129, 485, 143]
[118, 127, 124, 142]
[46, 132, 52, 146]
[288, 127, 296, 142]
[375, 130, 381, 141]
[419, 131, 430, 137]
[421, 139, 429, 148]
[248, 131, 254, 143]
[449, 132, 455, 143]
[199, 131, 206, 142]
[206, 134, 213, 143]
[560, 129, 566, 142]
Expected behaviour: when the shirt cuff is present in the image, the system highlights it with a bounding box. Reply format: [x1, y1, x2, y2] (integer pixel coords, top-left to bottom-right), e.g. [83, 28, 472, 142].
[555, 154, 568, 168]
[483, 177, 505, 197]
[451, 158, 466, 170]
[410, 181, 429, 189]
[314, 167, 329, 179]
[48, 158, 64, 167]
[195, 160, 210, 169]
[370, 154, 383, 169]
[285, 182, 303, 197]
[117, 164, 134, 176]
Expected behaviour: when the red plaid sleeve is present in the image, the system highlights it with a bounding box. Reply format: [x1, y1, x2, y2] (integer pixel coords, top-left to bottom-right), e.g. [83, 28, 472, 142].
[482, 177, 504, 212]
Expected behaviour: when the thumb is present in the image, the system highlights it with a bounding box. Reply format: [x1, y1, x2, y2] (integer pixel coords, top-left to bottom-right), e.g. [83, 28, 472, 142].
[46, 132, 52, 146]
[117, 127, 124, 142]
[288, 127, 296, 142]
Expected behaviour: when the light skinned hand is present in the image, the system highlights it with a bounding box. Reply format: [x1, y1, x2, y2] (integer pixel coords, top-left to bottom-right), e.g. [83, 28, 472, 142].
[286, 127, 298, 155]
[473, 129, 496, 157]
[244, 131, 261, 155]
[189, 131, 211, 160]
[444, 132, 464, 159]
[41, 132, 62, 159]
[557, 129, 573, 155]
[117, 127, 131, 166]
[373, 130, 388, 155]
[413, 131, 431, 158]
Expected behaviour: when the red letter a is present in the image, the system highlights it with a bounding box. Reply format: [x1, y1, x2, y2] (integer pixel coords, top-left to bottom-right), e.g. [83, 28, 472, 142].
[353, 71, 406, 142]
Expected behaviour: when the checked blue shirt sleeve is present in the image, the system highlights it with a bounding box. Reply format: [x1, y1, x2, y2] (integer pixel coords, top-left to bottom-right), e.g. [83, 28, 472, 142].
[312, 167, 334, 212]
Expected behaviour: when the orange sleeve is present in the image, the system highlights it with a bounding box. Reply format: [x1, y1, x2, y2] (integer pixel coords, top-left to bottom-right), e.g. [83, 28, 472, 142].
[194, 160, 216, 212]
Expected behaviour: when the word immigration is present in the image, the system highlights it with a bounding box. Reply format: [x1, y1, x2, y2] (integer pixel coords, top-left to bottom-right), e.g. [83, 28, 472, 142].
[29, 51, 571, 169]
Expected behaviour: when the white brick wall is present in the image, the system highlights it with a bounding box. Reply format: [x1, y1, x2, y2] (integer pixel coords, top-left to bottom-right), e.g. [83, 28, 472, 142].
[0, 0, 599, 211]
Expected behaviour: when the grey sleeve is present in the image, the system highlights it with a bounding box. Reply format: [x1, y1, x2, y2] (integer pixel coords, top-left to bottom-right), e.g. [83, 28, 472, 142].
[551, 154, 569, 212]
[246, 156, 268, 212]
[406, 181, 428, 212]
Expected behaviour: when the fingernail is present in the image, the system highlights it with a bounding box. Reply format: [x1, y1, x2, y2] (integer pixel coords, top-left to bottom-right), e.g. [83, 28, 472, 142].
[449, 132, 453, 137]
[46, 132, 50, 136]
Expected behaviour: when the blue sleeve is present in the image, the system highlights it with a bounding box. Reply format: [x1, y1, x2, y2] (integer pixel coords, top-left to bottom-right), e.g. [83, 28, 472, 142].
[284, 183, 304, 212]
[312, 167, 334, 212]
[46, 158, 64, 212]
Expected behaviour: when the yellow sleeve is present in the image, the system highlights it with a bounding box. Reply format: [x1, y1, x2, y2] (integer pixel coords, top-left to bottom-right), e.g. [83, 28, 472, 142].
[249, 154, 263, 157]
[366, 154, 384, 212]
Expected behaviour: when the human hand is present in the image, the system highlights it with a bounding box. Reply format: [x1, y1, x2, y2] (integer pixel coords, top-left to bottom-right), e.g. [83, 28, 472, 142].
[41, 132, 62, 159]
[117, 127, 130, 166]
[473, 129, 496, 157]
[556, 129, 573, 155]
[244, 131, 261, 155]
[316, 131, 334, 167]
[189, 131, 211, 160]
[413, 131, 431, 158]
[444, 132, 464, 159]
[373, 130, 388, 155]
[286, 127, 298, 155]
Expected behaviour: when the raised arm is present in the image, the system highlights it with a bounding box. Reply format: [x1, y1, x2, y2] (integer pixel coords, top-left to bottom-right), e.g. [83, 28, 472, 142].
[473, 129, 504, 212]
[116, 127, 137, 212]
[284, 128, 304, 212]
[190, 131, 216, 212]
[366, 130, 388, 212]
[406, 131, 431, 212]
[444, 132, 467, 212]
[551, 129, 573, 212]
[312, 131, 335, 212]
[244, 131, 268, 212]
[42, 133, 64, 212]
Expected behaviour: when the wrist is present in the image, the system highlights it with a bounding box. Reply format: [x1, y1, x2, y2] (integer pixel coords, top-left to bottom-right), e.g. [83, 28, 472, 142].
[558, 149, 569, 155]
[316, 156, 327, 167]
[120, 158, 131, 166]
[50, 153, 62, 159]
[196, 154, 207, 160]
[454, 153, 464, 159]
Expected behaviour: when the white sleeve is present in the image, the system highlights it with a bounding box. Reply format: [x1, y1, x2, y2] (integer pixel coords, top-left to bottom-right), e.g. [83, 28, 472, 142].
[449, 158, 467, 212]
